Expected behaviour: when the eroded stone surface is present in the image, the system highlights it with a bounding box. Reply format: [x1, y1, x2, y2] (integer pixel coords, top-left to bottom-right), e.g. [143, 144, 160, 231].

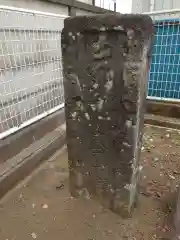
[62, 14, 154, 217]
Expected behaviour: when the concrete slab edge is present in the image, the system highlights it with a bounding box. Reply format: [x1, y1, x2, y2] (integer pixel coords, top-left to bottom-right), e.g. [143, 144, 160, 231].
[0, 123, 66, 199]
[145, 114, 180, 130]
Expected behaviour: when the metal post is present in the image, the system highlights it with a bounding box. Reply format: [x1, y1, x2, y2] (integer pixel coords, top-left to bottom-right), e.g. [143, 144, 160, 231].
[114, 0, 116, 12]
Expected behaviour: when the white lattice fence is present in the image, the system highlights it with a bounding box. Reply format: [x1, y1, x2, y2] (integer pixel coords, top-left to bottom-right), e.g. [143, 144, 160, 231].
[95, 0, 116, 11]
[144, 9, 180, 102]
[0, 6, 66, 139]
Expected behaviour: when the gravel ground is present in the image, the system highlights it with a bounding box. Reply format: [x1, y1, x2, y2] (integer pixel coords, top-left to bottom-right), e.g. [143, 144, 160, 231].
[0, 125, 180, 240]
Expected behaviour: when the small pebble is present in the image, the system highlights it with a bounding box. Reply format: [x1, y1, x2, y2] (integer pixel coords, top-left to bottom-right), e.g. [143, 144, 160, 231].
[165, 134, 170, 138]
[31, 232, 37, 239]
[154, 157, 159, 162]
[42, 204, 48, 209]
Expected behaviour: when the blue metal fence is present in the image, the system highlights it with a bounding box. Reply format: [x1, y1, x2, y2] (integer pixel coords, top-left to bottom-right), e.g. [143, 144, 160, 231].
[148, 19, 180, 101]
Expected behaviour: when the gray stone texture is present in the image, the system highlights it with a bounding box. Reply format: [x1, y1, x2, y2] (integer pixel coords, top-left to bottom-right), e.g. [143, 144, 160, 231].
[62, 14, 154, 217]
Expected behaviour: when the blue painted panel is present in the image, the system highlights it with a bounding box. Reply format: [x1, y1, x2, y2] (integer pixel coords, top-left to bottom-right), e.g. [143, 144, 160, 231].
[148, 19, 180, 99]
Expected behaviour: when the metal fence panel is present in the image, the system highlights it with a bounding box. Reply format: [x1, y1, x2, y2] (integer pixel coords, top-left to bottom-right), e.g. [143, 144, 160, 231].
[149, 18, 180, 100]
[144, 9, 180, 102]
[0, 6, 66, 139]
[95, 0, 115, 11]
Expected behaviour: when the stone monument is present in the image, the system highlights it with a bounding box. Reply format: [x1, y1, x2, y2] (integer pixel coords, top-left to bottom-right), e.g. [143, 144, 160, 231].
[62, 13, 154, 217]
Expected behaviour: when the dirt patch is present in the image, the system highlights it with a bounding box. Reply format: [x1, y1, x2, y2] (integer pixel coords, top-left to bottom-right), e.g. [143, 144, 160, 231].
[0, 125, 180, 240]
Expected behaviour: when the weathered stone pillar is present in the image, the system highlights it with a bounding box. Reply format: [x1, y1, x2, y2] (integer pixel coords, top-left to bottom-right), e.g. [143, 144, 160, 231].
[62, 14, 154, 217]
